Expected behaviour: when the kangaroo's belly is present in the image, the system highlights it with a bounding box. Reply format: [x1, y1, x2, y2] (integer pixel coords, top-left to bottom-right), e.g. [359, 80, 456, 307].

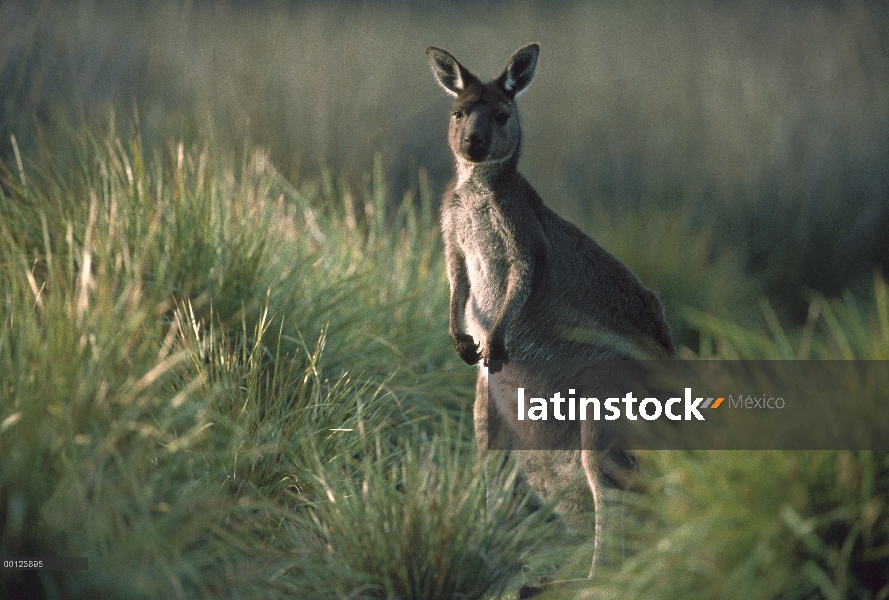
[463, 250, 506, 345]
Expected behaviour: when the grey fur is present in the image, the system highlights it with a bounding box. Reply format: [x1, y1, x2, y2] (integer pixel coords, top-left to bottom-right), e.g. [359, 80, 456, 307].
[426, 43, 675, 584]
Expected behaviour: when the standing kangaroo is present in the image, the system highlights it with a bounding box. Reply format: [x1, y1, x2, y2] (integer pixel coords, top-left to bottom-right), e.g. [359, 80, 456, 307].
[426, 43, 676, 589]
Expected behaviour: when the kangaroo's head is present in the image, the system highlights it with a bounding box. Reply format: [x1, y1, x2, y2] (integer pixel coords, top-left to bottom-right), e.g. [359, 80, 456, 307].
[426, 44, 539, 174]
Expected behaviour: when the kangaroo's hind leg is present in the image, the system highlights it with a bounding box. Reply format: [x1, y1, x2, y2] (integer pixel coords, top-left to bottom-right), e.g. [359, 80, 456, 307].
[581, 438, 640, 578]
[580, 447, 606, 578]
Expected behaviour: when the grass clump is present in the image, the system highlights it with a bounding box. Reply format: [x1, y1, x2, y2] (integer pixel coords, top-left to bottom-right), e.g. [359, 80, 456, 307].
[598, 451, 889, 600]
[0, 148, 270, 597]
[2, 122, 889, 599]
[289, 436, 556, 600]
[590, 279, 889, 600]
[0, 128, 507, 598]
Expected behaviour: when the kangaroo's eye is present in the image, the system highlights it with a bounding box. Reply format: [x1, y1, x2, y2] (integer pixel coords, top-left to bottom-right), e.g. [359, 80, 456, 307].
[452, 110, 464, 120]
[495, 112, 510, 126]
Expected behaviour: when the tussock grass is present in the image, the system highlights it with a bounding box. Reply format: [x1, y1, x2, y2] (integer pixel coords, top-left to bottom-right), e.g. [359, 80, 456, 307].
[0, 129, 509, 598]
[586, 278, 889, 600]
[289, 434, 556, 600]
[1, 124, 888, 598]
[590, 274, 889, 600]
[595, 450, 889, 600]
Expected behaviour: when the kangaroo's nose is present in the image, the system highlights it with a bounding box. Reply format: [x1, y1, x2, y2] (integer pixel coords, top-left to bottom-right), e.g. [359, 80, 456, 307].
[462, 131, 489, 162]
[464, 131, 486, 145]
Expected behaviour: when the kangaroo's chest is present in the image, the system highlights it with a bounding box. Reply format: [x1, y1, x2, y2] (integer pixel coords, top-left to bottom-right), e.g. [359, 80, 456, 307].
[457, 197, 511, 273]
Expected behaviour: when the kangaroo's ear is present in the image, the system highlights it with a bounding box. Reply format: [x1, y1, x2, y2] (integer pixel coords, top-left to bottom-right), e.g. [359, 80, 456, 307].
[496, 43, 539, 100]
[426, 47, 477, 97]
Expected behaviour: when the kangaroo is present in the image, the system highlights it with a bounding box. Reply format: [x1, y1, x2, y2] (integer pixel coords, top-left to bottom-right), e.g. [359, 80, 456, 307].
[426, 43, 676, 591]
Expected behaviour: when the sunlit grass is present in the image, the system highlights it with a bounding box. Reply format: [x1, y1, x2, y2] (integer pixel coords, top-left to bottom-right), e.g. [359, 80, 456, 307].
[0, 129, 488, 598]
[287, 433, 558, 600]
[1, 122, 888, 598]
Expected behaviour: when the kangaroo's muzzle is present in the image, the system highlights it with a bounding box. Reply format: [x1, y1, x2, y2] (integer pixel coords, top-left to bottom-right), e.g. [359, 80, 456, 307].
[460, 113, 492, 162]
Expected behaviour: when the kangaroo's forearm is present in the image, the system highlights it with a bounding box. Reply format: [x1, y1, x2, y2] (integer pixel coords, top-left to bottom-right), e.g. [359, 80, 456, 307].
[449, 285, 468, 334]
[447, 257, 470, 335]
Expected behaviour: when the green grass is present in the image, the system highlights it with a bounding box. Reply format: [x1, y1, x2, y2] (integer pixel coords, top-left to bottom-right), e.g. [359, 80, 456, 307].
[288, 433, 557, 599]
[686, 274, 889, 360]
[1, 124, 887, 599]
[0, 129, 522, 598]
[596, 450, 889, 600]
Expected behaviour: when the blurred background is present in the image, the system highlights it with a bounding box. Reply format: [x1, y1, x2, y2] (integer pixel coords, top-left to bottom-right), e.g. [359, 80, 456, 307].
[2, 0, 888, 328]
